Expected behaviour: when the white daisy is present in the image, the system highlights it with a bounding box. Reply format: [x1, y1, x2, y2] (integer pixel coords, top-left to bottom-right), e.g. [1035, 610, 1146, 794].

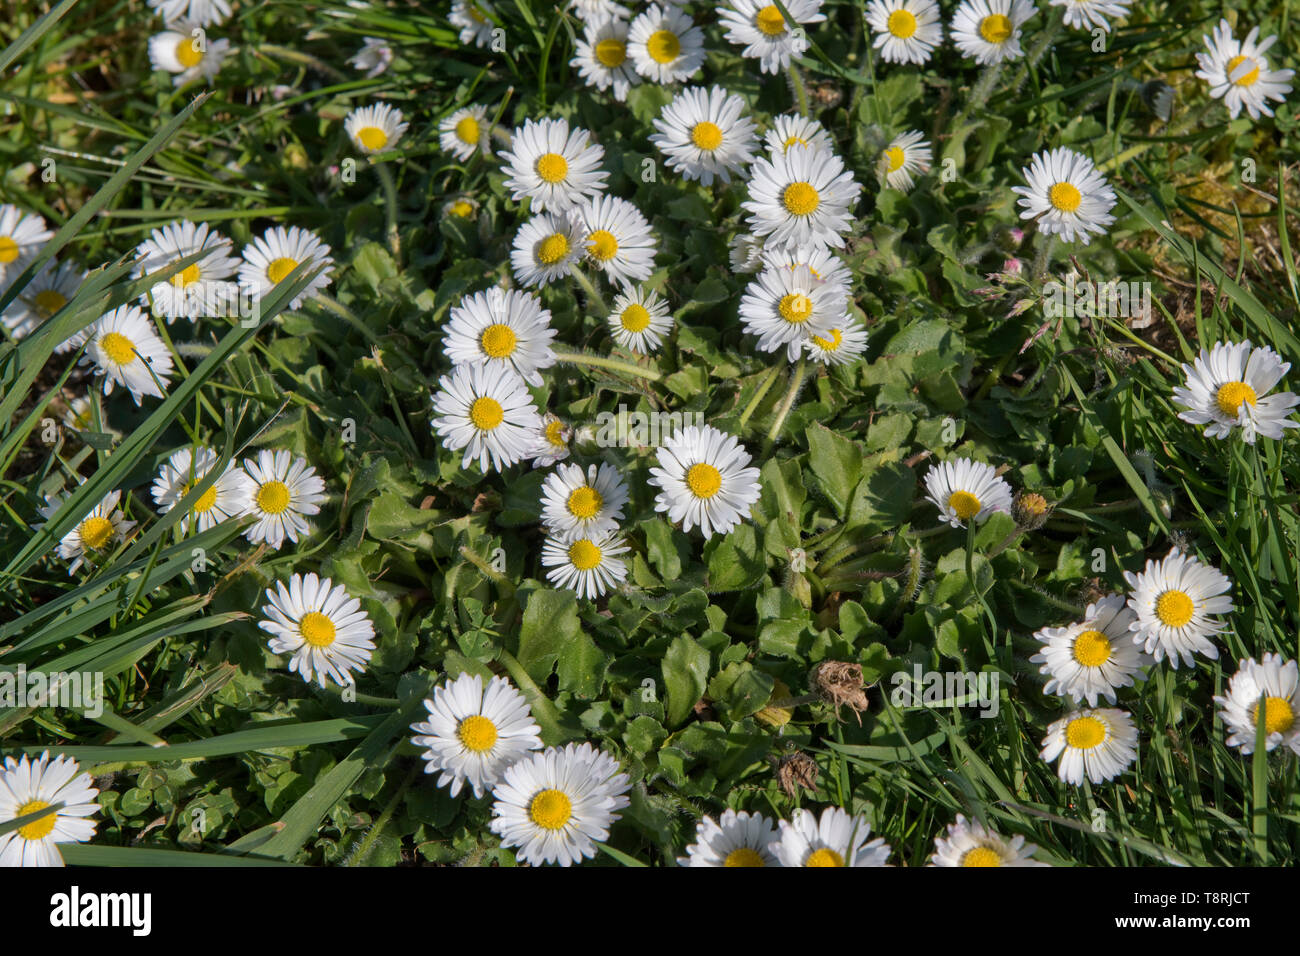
[804, 320, 869, 366]
[608, 285, 673, 353]
[1172, 340, 1300, 444]
[739, 264, 846, 361]
[1049, 0, 1130, 32]
[151, 445, 253, 534]
[760, 243, 852, 295]
[728, 232, 768, 273]
[239, 449, 326, 549]
[879, 130, 932, 192]
[259, 573, 376, 689]
[349, 37, 394, 78]
[1011, 147, 1116, 245]
[1040, 707, 1138, 785]
[571, 17, 641, 102]
[489, 742, 632, 867]
[864, 0, 944, 65]
[409, 673, 543, 798]
[528, 412, 574, 468]
[62, 395, 96, 432]
[575, 195, 657, 288]
[431, 364, 542, 472]
[677, 809, 781, 867]
[648, 424, 762, 539]
[509, 212, 584, 288]
[449, 0, 498, 48]
[1029, 594, 1149, 706]
[147, 23, 230, 86]
[541, 530, 630, 600]
[929, 814, 1047, 867]
[132, 219, 240, 322]
[443, 197, 480, 220]
[539, 461, 629, 541]
[345, 102, 408, 154]
[37, 489, 136, 575]
[439, 105, 489, 162]
[1123, 547, 1233, 669]
[742, 145, 862, 252]
[774, 806, 891, 867]
[764, 113, 835, 157]
[627, 4, 706, 84]
[145, 0, 230, 27]
[568, 0, 631, 22]
[442, 286, 557, 386]
[0, 205, 53, 287]
[1214, 653, 1300, 756]
[649, 85, 759, 187]
[2, 259, 85, 342]
[81, 304, 175, 405]
[237, 225, 335, 311]
[0, 752, 99, 868]
[922, 457, 1014, 528]
[498, 117, 609, 214]
[950, 0, 1035, 65]
[1194, 19, 1293, 121]
[718, 0, 825, 74]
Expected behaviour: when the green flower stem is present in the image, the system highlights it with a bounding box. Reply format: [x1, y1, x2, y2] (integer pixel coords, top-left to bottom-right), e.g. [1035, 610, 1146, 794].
[315, 293, 381, 344]
[738, 364, 782, 428]
[459, 545, 515, 598]
[787, 61, 809, 118]
[766, 357, 806, 444]
[569, 265, 609, 317]
[1031, 232, 1057, 279]
[374, 162, 401, 260]
[551, 349, 662, 382]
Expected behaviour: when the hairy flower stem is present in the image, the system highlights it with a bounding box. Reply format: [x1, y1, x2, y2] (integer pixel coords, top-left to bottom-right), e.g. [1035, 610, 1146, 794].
[551, 349, 662, 382]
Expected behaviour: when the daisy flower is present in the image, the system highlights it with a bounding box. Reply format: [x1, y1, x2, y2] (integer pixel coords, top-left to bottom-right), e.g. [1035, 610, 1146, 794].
[0, 205, 53, 286]
[239, 449, 326, 548]
[510, 212, 584, 288]
[259, 573, 376, 689]
[431, 364, 542, 472]
[568, 0, 631, 22]
[729, 232, 768, 273]
[1040, 707, 1138, 785]
[1123, 548, 1233, 669]
[648, 424, 762, 539]
[132, 219, 239, 322]
[649, 85, 759, 186]
[449, 0, 498, 48]
[922, 457, 1014, 528]
[345, 102, 408, 154]
[1194, 19, 1293, 121]
[608, 285, 673, 353]
[864, 0, 943, 65]
[575, 195, 657, 288]
[571, 17, 641, 102]
[443, 197, 480, 220]
[37, 489, 136, 575]
[761, 244, 852, 295]
[879, 130, 932, 192]
[2, 259, 85, 342]
[489, 742, 631, 866]
[1011, 147, 1116, 245]
[804, 320, 869, 366]
[742, 145, 862, 252]
[764, 114, 834, 157]
[438, 105, 489, 162]
[1049, 0, 1130, 32]
[541, 530, 630, 599]
[739, 264, 846, 361]
[349, 37, 394, 78]
[81, 304, 175, 405]
[774, 806, 891, 867]
[409, 673, 544, 798]
[146, 0, 230, 27]
[237, 225, 335, 311]
[442, 286, 557, 386]
[539, 461, 629, 542]
[148, 23, 230, 86]
[677, 809, 781, 867]
[1029, 594, 1148, 706]
[0, 752, 99, 868]
[498, 117, 609, 214]
[718, 0, 826, 75]
[151, 445, 253, 534]
[950, 0, 1035, 65]
[528, 412, 574, 468]
[628, 4, 706, 84]
[1214, 653, 1300, 756]
[1172, 340, 1300, 444]
[929, 815, 1047, 867]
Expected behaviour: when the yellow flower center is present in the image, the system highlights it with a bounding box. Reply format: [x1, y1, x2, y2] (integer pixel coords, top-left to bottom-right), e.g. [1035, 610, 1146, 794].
[1214, 381, 1257, 417]
[690, 120, 724, 151]
[778, 293, 813, 324]
[171, 262, 201, 288]
[756, 4, 787, 35]
[783, 135, 808, 150]
[33, 289, 68, 317]
[79, 515, 115, 551]
[356, 126, 389, 151]
[535, 152, 569, 183]
[1065, 715, 1106, 750]
[1072, 629, 1112, 668]
[782, 181, 820, 216]
[15, 799, 57, 841]
[455, 116, 480, 145]
[266, 256, 299, 284]
[805, 847, 845, 867]
[536, 232, 570, 265]
[529, 788, 573, 830]
[456, 714, 499, 752]
[545, 420, 568, 447]
[646, 29, 681, 64]
[449, 200, 475, 218]
[1226, 54, 1260, 87]
[185, 481, 219, 515]
[100, 331, 137, 365]
[469, 396, 504, 431]
[811, 328, 844, 351]
[1154, 589, 1194, 628]
[887, 9, 917, 38]
[978, 13, 1012, 43]
[1048, 182, 1082, 213]
[620, 303, 651, 332]
[961, 846, 1003, 867]
[175, 36, 205, 68]
[299, 611, 337, 648]
[567, 538, 603, 571]
[884, 146, 906, 172]
[256, 480, 291, 515]
[0, 236, 19, 263]
[595, 38, 627, 67]
[567, 485, 604, 519]
[480, 323, 518, 358]
[724, 847, 767, 866]
[947, 490, 981, 521]
[686, 462, 722, 499]
[1255, 696, 1295, 736]
[587, 229, 619, 261]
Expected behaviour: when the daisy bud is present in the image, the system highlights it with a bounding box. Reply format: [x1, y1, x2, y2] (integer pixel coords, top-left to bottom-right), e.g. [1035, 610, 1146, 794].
[1012, 491, 1050, 529]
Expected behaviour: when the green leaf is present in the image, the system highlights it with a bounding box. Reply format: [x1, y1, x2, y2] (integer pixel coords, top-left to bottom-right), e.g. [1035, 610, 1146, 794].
[661, 635, 710, 728]
[806, 423, 862, 517]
